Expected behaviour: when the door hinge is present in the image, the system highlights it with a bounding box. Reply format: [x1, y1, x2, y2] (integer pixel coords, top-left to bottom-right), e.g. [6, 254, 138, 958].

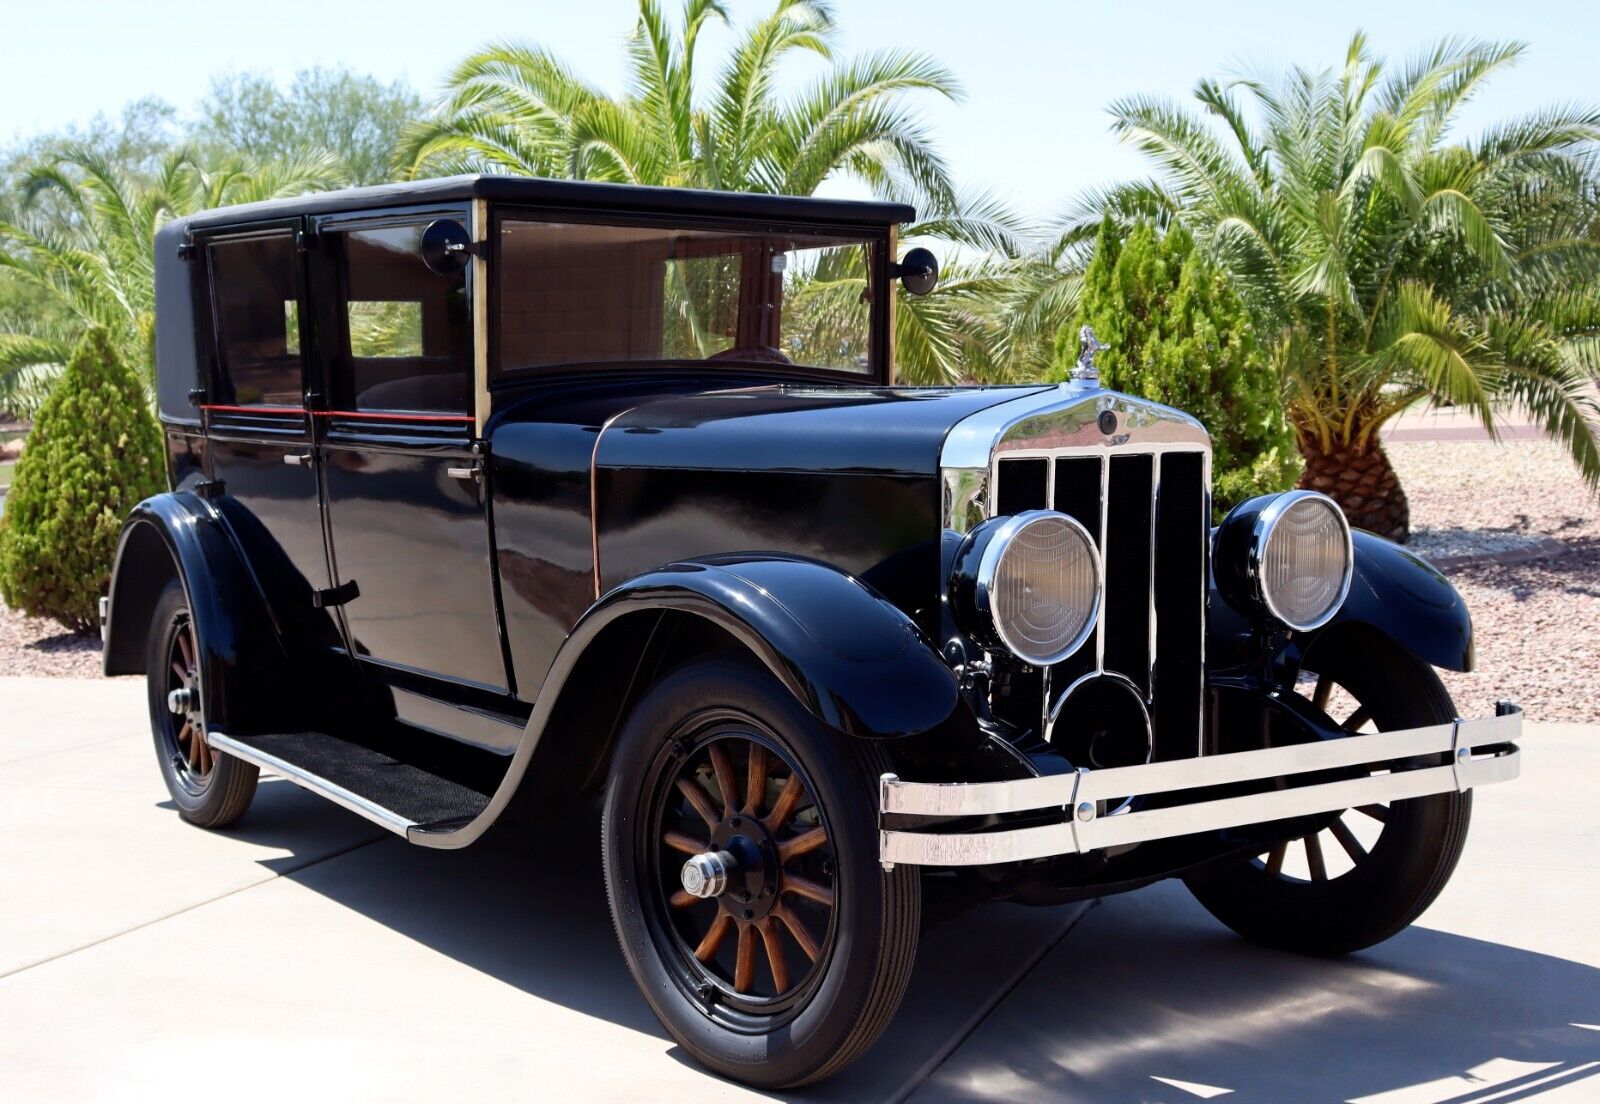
[177, 239, 197, 262]
[192, 478, 226, 500]
[296, 228, 318, 253]
[312, 579, 361, 609]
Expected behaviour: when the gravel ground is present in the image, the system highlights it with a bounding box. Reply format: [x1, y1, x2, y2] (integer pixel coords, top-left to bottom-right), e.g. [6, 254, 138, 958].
[2, 437, 1595, 721]
[1389, 439, 1600, 723]
[0, 604, 104, 678]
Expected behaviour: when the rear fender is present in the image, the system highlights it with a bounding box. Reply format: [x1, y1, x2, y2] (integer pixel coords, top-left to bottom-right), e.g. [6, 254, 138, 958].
[103, 493, 293, 732]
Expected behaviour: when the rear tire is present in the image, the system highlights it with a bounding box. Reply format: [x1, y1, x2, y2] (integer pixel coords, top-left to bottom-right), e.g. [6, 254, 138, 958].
[1184, 634, 1471, 956]
[146, 580, 258, 828]
[602, 654, 919, 1088]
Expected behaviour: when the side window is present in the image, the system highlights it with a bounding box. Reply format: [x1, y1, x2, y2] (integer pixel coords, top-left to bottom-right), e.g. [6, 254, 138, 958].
[207, 234, 304, 407]
[331, 223, 471, 415]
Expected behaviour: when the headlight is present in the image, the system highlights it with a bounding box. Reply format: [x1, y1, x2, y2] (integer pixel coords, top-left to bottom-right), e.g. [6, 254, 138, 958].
[1215, 490, 1353, 631]
[951, 510, 1102, 665]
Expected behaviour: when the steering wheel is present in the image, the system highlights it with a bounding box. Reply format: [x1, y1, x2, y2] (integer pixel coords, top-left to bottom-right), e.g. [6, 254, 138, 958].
[706, 345, 792, 365]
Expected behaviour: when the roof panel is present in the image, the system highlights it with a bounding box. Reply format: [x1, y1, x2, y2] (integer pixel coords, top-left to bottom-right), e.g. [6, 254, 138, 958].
[178, 174, 917, 232]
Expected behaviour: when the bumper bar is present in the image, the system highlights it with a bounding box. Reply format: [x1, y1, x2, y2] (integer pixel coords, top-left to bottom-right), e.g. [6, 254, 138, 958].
[879, 703, 1522, 867]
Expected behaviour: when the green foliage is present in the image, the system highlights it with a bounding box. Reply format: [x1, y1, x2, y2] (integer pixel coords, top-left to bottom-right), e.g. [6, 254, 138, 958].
[1052, 218, 1297, 510]
[0, 328, 163, 631]
[1063, 34, 1600, 500]
[194, 69, 422, 186]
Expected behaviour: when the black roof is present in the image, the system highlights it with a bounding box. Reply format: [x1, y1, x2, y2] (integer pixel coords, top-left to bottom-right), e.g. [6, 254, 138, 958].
[179, 174, 917, 231]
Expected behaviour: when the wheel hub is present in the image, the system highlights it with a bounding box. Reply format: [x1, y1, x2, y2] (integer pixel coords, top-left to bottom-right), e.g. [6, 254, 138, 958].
[706, 816, 781, 921]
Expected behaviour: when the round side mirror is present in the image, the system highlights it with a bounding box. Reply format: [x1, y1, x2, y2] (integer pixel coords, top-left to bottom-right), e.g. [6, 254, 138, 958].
[896, 247, 939, 296]
[420, 219, 473, 275]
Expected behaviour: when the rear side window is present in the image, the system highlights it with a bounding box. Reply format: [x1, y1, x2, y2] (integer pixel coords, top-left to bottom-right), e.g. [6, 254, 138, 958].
[329, 223, 472, 414]
[207, 234, 304, 407]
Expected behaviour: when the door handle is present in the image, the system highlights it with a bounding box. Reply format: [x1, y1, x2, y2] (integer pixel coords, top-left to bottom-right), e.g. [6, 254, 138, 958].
[446, 464, 483, 483]
[283, 452, 314, 466]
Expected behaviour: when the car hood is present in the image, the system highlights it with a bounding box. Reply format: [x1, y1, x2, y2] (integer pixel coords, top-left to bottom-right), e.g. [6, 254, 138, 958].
[593, 383, 1054, 477]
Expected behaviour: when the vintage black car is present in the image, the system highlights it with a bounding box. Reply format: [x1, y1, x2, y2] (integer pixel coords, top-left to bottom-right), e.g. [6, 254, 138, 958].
[103, 175, 1521, 1088]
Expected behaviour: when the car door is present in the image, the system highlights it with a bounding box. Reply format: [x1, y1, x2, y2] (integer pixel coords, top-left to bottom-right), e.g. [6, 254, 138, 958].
[196, 222, 342, 649]
[307, 210, 511, 702]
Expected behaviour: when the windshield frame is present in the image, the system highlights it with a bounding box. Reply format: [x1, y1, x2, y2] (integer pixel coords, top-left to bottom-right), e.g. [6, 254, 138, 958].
[487, 204, 893, 386]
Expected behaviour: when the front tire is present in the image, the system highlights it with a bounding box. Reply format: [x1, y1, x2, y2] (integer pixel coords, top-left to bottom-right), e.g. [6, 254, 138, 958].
[1184, 632, 1471, 955]
[602, 654, 919, 1088]
[146, 580, 258, 828]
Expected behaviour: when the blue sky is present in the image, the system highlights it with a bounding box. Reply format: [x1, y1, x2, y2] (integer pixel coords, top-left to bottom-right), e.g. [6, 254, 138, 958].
[3, 0, 1595, 224]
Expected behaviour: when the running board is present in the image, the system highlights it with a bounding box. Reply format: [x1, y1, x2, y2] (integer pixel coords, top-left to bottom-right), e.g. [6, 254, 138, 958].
[209, 732, 415, 836]
[207, 729, 496, 839]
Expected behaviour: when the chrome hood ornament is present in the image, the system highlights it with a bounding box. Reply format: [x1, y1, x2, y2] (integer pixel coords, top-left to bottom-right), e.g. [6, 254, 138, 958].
[1074, 324, 1109, 384]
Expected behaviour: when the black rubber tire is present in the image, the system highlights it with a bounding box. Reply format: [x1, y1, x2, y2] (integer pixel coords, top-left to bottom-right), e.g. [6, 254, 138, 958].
[147, 580, 258, 828]
[602, 654, 919, 1089]
[1184, 633, 1472, 956]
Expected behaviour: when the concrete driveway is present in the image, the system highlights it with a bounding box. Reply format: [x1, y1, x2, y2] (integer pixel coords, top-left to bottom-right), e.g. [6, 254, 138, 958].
[1, 676, 1595, 1103]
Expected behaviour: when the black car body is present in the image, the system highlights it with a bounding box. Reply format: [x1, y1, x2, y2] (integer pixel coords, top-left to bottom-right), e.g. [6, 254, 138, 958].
[103, 175, 1521, 1088]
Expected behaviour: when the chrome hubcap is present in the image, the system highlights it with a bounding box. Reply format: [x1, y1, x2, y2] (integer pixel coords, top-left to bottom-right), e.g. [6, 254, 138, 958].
[681, 850, 738, 899]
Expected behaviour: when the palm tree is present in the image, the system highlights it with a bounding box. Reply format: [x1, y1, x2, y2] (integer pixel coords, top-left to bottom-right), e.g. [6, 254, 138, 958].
[0, 146, 346, 401]
[398, 0, 1077, 384]
[1065, 34, 1600, 540]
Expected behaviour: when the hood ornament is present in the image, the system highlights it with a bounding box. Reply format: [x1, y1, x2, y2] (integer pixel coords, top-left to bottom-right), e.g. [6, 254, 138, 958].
[1073, 325, 1109, 384]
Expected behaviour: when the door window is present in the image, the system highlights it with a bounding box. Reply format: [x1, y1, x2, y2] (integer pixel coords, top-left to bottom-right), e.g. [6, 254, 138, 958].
[330, 223, 472, 415]
[207, 234, 305, 407]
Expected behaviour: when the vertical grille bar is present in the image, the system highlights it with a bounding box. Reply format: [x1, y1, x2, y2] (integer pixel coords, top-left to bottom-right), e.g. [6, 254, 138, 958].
[1151, 451, 1207, 758]
[1103, 455, 1154, 694]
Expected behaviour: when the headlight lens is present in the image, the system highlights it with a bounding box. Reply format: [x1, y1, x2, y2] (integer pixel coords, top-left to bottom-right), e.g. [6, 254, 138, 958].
[1255, 492, 1353, 630]
[977, 511, 1101, 665]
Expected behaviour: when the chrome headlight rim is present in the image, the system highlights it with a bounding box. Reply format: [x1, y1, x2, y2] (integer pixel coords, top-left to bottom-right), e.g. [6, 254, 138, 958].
[974, 509, 1103, 667]
[1249, 490, 1354, 632]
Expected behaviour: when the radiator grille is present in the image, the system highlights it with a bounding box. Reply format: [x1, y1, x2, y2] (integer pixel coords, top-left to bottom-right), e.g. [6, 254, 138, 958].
[994, 448, 1208, 759]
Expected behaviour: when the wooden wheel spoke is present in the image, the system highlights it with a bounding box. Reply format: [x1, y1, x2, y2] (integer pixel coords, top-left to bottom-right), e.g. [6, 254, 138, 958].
[663, 829, 707, 856]
[778, 826, 827, 864]
[1312, 673, 1332, 712]
[782, 873, 834, 907]
[1304, 833, 1328, 881]
[708, 743, 738, 816]
[176, 628, 194, 671]
[182, 724, 201, 771]
[758, 918, 789, 992]
[171, 661, 189, 682]
[1356, 804, 1389, 823]
[1264, 843, 1287, 875]
[1329, 817, 1368, 863]
[764, 774, 806, 832]
[669, 889, 697, 909]
[743, 745, 767, 816]
[1345, 705, 1372, 732]
[694, 911, 732, 962]
[775, 903, 821, 961]
[676, 777, 721, 830]
[733, 922, 756, 993]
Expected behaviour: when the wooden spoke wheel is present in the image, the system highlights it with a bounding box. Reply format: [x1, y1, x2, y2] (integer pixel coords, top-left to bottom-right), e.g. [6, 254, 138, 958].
[159, 610, 214, 793]
[602, 654, 919, 1089]
[1252, 670, 1390, 883]
[655, 731, 836, 1010]
[145, 580, 258, 828]
[1184, 631, 1472, 956]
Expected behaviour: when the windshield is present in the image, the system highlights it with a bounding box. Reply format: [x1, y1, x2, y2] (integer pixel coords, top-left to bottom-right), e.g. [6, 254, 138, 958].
[495, 218, 883, 376]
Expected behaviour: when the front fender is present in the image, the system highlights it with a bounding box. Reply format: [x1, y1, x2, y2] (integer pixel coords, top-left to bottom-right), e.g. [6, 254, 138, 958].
[1209, 528, 1475, 674]
[586, 555, 962, 739]
[1311, 530, 1474, 671]
[103, 492, 290, 731]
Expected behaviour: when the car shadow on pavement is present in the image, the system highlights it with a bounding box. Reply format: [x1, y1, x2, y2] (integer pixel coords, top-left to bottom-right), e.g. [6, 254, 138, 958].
[241, 788, 1599, 1103]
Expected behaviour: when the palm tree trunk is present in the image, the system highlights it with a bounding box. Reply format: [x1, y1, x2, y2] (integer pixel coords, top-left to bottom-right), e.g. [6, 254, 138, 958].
[1296, 438, 1411, 543]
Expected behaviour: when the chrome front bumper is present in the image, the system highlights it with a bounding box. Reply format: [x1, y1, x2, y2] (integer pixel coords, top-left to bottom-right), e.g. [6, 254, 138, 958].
[879, 704, 1522, 867]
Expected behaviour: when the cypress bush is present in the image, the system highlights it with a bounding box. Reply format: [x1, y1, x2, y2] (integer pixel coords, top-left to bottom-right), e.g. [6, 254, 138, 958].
[1052, 217, 1299, 512]
[0, 328, 164, 632]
